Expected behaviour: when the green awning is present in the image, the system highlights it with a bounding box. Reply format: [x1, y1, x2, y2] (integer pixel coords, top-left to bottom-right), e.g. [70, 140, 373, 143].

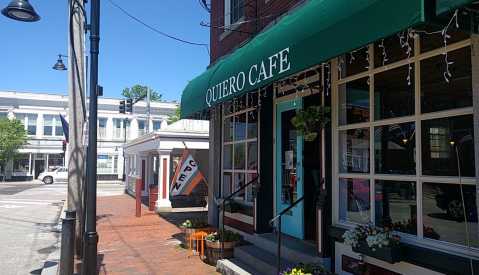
[436, 0, 477, 16]
[181, 0, 432, 118]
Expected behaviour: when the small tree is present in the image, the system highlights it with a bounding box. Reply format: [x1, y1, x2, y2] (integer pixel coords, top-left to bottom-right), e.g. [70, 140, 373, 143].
[167, 104, 181, 123]
[0, 117, 31, 182]
[121, 85, 163, 101]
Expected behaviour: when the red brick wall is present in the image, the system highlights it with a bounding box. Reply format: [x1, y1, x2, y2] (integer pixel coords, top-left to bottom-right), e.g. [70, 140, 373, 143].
[210, 0, 305, 64]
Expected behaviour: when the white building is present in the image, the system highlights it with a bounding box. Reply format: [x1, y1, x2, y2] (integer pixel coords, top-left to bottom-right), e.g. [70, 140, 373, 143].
[0, 90, 177, 181]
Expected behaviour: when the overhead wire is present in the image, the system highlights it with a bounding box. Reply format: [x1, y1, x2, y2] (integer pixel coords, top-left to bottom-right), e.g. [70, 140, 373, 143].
[108, 0, 210, 55]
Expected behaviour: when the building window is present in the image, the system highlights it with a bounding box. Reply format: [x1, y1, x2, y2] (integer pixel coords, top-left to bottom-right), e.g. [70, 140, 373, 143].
[221, 92, 258, 205]
[333, 28, 474, 254]
[153, 120, 161, 131]
[14, 154, 30, 173]
[97, 155, 116, 174]
[138, 120, 146, 137]
[16, 114, 38, 135]
[98, 118, 107, 138]
[48, 153, 64, 170]
[44, 115, 63, 137]
[126, 122, 131, 141]
[225, 0, 244, 27]
[113, 119, 122, 139]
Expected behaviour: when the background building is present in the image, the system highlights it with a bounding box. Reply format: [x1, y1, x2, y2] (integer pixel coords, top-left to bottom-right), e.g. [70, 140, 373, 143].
[0, 90, 177, 181]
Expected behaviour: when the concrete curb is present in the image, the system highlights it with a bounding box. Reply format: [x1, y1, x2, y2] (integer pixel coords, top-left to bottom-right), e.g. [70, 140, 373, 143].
[41, 199, 67, 275]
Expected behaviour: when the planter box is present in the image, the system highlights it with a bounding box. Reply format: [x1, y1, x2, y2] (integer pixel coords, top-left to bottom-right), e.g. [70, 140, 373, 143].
[221, 203, 239, 213]
[352, 240, 404, 264]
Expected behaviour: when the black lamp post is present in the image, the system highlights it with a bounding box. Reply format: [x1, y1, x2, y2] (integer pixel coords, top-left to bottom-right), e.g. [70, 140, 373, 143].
[82, 0, 100, 274]
[3, 1, 101, 273]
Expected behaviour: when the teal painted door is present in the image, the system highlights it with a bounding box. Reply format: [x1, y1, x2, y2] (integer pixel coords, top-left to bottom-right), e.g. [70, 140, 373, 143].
[276, 99, 304, 239]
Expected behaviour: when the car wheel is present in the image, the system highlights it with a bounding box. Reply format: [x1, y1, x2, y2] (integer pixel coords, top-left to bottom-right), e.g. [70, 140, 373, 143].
[43, 176, 53, 184]
[446, 199, 464, 219]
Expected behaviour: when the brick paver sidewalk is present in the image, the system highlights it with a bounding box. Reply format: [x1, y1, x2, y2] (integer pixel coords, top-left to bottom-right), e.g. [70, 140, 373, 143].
[74, 195, 219, 275]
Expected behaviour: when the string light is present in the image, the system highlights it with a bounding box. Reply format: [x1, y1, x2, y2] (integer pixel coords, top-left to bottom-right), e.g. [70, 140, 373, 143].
[378, 39, 388, 70]
[338, 56, 345, 80]
[366, 45, 372, 85]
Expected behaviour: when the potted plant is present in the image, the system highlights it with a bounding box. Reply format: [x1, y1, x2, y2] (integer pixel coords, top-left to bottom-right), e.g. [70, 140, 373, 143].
[179, 216, 210, 249]
[291, 105, 331, 142]
[342, 222, 403, 264]
[204, 229, 244, 264]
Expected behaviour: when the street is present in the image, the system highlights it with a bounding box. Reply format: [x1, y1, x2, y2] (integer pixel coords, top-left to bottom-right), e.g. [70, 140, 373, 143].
[0, 181, 125, 275]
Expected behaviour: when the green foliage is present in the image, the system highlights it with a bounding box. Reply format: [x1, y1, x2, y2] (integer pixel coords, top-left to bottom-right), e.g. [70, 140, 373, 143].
[179, 217, 209, 229]
[291, 105, 331, 142]
[205, 229, 243, 242]
[0, 117, 31, 179]
[121, 85, 163, 101]
[167, 103, 181, 123]
[280, 261, 332, 275]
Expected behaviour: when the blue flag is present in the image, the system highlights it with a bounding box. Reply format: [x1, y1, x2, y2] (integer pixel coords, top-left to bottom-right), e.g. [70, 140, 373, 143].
[59, 113, 69, 143]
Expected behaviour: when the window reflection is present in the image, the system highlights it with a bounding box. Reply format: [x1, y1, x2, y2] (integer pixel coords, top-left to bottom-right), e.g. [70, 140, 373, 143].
[422, 182, 477, 247]
[374, 122, 416, 175]
[420, 47, 472, 113]
[421, 115, 475, 177]
[375, 180, 418, 237]
[374, 65, 415, 120]
[339, 129, 370, 173]
[339, 77, 370, 126]
[339, 178, 371, 223]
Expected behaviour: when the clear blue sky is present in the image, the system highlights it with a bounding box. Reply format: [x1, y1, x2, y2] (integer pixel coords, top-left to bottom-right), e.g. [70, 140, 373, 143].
[0, 0, 210, 103]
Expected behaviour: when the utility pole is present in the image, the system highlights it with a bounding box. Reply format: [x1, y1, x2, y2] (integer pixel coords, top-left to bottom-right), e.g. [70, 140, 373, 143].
[68, 0, 87, 257]
[146, 86, 150, 134]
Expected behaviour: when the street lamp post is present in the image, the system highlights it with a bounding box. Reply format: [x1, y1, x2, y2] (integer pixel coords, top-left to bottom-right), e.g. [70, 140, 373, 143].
[2, 0, 101, 272]
[82, 0, 100, 274]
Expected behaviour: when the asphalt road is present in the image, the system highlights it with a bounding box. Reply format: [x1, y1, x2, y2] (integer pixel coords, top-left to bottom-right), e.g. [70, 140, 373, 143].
[0, 181, 125, 275]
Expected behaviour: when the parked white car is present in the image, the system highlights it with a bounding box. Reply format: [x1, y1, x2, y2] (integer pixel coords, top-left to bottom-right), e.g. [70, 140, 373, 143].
[38, 167, 68, 184]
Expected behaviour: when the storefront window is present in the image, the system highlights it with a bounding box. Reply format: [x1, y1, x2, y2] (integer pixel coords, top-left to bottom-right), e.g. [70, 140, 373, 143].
[97, 155, 116, 174]
[339, 178, 371, 224]
[421, 115, 475, 177]
[221, 93, 258, 205]
[14, 155, 30, 173]
[334, 30, 474, 254]
[422, 182, 477, 247]
[420, 47, 472, 114]
[374, 65, 415, 120]
[340, 46, 369, 78]
[48, 154, 63, 170]
[374, 122, 416, 175]
[339, 129, 370, 173]
[373, 33, 415, 68]
[375, 180, 417, 236]
[338, 77, 370, 126]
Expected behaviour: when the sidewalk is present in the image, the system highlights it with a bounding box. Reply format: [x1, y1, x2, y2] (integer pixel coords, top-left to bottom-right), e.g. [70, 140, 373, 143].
[46, 195, 219, 275]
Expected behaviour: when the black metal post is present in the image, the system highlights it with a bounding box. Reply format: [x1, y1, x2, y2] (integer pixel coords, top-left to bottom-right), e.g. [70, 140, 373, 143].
[122, 118, 128, 182]
[60, 210, 76, 275]
[82, 0, 100, 274]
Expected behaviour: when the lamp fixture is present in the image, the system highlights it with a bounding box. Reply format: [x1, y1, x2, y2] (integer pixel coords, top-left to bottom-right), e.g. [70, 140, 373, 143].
[52, 54, 68, 70]
[1, 0, 40, 22]
[402, 137, 408, 145]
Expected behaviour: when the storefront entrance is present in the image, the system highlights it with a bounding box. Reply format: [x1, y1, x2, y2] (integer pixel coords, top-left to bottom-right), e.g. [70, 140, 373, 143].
[276, 99, 304, 239]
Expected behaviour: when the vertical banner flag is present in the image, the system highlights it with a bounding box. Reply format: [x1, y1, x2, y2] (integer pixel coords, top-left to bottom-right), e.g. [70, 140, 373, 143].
[59, 113, 69, 143]
[170, 148, 204, 196]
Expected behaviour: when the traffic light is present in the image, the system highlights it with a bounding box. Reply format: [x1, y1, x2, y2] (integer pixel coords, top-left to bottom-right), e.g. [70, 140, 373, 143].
[62, 141, 67, 152]
[119, 100, 125, 114]
[126, 98, 133, 113]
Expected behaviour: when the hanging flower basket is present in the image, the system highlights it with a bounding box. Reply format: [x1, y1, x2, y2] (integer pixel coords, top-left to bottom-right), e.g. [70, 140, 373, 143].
[352, 240, 404, 264]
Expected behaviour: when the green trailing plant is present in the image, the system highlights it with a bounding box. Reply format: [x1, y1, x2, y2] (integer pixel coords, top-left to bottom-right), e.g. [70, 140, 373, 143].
[179, 217, 209, 229]
[291, 105, 331, 142]
[205, 229, 243, 242]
